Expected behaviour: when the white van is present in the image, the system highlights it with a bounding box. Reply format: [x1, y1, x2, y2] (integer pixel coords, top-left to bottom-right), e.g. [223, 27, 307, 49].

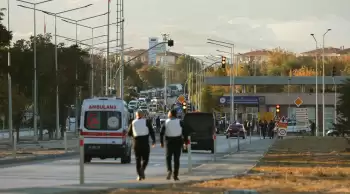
[80, 97, 131, 163]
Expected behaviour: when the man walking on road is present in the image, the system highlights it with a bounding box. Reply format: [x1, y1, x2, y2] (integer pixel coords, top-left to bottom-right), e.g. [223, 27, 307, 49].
[160, 109, 188, 181]
[128, 110, 156, 181]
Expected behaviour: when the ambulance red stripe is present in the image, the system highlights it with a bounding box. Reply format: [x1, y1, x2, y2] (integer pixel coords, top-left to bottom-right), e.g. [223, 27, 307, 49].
[80, 131, 124, 137]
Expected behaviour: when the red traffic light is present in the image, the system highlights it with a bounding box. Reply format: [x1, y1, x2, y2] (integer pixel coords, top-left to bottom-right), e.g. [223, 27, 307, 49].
[276, 105, 280, 108]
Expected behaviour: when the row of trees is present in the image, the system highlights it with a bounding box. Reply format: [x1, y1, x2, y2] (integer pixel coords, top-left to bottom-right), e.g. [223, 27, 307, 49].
[0, 10, 202, 140]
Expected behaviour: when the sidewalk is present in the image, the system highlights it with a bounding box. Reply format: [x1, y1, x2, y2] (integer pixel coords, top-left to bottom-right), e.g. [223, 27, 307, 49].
[1, 138, 275, 194]
[0, 138, 79, 166]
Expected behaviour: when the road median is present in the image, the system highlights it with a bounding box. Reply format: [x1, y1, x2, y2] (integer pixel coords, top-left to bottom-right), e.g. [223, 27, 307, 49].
[62, 136, 350, 194]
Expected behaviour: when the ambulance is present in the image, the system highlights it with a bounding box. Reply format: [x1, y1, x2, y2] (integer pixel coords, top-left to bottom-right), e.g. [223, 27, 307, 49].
[80, 97, 132, 163]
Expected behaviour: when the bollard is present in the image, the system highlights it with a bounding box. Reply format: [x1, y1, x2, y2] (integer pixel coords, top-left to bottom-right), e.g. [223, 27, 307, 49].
[213, 134, 217, 161]
[12, 132, 17, 159]
[237, 131, 240, 152]
[249, 129, 252, 144]
[187, 136, 192, 173]
[79, 136, 84, 184]
[227, 136, 232, 150]
[259, 127, 262, 140]
[64, 132, 67, 152]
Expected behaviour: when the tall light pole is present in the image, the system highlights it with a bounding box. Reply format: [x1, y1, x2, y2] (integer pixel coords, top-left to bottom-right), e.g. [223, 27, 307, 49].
[207, 40, 235, 121]
[2, 2, 13, 144]
[25, 5, 92, 139]
[106, 0, 111, 96]
[17, 0, 55, 141]
[162, 34, 169, 109]
[60, 12, 108, 133]
[310, 34, 319, 136]
[119, 1, 125, 101]
[322, 29, 331, 137]
[60, 21, 119, 97]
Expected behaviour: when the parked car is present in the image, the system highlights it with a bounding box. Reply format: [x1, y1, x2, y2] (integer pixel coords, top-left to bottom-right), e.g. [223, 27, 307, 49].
[226, 123, 247, 139]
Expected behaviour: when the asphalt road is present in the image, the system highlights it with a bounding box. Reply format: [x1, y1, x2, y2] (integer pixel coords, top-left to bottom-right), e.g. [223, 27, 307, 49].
[0, 136, 260, 190]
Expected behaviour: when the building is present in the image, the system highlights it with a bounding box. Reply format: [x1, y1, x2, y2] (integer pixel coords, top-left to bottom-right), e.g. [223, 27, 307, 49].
[155, 51, 182, 65]
[123, 49, 148, 65]
[239, 49, 271, 63]
[148, 37, 159, 65]
[300, 47, 343, 57]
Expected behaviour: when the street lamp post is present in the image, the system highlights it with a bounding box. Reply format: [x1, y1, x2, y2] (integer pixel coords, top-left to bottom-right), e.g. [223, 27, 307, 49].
[161, 34, 169, 109]
[322, 29, 331, 137]
[60, 20, 120, 97]
[33, 5, 92, 139]
[59, 12, 108, 134]
[310, 34, 319, 137]
[207, 40, 235, 121]
[17, 0, 55, 141]
[2, 2, 13, 144]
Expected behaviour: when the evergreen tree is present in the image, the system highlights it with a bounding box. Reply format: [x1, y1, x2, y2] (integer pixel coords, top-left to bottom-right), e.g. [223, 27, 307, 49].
[334, 78, 350, 136]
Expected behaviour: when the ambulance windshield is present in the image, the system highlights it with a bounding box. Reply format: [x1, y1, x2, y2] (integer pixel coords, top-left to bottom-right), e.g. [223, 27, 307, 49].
[84, 111, 122, 130]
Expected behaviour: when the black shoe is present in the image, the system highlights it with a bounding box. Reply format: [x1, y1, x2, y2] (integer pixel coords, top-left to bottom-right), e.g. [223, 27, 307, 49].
[140, 169, 146, 180]
[137, 176, 142, 181]
[173, 176, 179, 181]
[166, 171, 172, 180]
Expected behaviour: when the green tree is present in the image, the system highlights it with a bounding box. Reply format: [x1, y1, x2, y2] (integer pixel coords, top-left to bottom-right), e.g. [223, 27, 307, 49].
[334, 78, 350, 136]
[137, 66, 163, 87]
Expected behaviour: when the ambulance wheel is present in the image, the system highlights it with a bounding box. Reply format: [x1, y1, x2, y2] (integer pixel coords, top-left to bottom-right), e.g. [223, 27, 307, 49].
[182, 148, 188, 153]
[121, 154, 131, 164]
[84, 155, 92, 163]
[211, 148, 214, 154]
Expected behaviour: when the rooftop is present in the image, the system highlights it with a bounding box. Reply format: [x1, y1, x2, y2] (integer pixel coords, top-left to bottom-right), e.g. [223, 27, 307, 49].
[301, 47, 342, 55]
[124, 49, 147, 56]
[241, 49, 271, 56]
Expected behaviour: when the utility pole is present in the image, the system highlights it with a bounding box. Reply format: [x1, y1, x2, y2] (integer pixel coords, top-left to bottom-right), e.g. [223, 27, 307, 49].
[105, 0, 110, 96]
[162, 33, 169, 109]
[118, 0, 125, 100]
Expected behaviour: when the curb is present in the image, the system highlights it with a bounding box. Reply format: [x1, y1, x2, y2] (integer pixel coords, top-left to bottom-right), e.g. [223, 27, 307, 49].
[0, 152, 79, 166]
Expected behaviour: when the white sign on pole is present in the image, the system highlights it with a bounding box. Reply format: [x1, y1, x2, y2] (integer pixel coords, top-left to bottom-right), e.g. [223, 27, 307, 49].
[295, 108, 308, 121]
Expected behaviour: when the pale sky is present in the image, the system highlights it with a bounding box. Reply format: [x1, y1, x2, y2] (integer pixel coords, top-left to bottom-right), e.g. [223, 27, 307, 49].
[1, 0, 350, 56]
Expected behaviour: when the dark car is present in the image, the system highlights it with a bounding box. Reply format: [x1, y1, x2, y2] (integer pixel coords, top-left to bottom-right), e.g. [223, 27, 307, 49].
[182, 112, 215, 153]
[226, 123, 247, 139]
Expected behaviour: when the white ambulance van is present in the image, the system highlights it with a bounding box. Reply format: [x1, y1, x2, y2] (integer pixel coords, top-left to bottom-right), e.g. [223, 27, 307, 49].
[80, 97, 131, 163]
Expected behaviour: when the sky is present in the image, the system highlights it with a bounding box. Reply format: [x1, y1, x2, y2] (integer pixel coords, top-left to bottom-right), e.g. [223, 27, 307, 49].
[1, 0, 350, 56]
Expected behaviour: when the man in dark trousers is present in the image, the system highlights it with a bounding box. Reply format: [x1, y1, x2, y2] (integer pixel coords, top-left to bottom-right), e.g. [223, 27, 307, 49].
[160, 109, 188, 181]
[128, 110, 156, 181]
[156, 116, 161, 133]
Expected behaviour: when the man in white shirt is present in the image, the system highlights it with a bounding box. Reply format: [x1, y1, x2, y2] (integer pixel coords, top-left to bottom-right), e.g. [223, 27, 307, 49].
[160, 109, 188, 181]
[128, 110, 156, 181]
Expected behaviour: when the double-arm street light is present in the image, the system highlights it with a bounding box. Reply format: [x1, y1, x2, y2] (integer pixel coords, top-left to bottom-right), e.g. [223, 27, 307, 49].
[61, 18, 124, 97]
[207, 39, 236, 122]
[17, 0, 56, 141]
[322, 29, 331, 137]
[58, 12, 108, 134]
[310, 29, 331, 137]
[18, 4, 93, 139]
[310, 33, 319, 137]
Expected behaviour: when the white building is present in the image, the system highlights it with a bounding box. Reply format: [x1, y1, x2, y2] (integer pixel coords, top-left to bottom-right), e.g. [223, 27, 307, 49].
[155, 51, 181, 65]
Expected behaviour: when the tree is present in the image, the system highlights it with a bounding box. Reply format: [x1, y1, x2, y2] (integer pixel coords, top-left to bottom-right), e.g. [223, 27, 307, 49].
[0, 11, 12, 48]
[137, 66, 163, 87]
[334, 78, 350, 136]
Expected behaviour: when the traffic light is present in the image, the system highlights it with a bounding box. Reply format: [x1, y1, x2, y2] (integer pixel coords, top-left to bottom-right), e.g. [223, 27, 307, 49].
[276, 104, 280, 113]
[221, 56, 226, 68]
[332, 66, 336, 77]
[182, 102, 187, 113]
[167, 39, 174, 47]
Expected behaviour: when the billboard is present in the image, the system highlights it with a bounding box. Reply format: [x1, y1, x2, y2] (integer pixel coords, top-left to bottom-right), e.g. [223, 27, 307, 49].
[148, 37, 158, 65]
